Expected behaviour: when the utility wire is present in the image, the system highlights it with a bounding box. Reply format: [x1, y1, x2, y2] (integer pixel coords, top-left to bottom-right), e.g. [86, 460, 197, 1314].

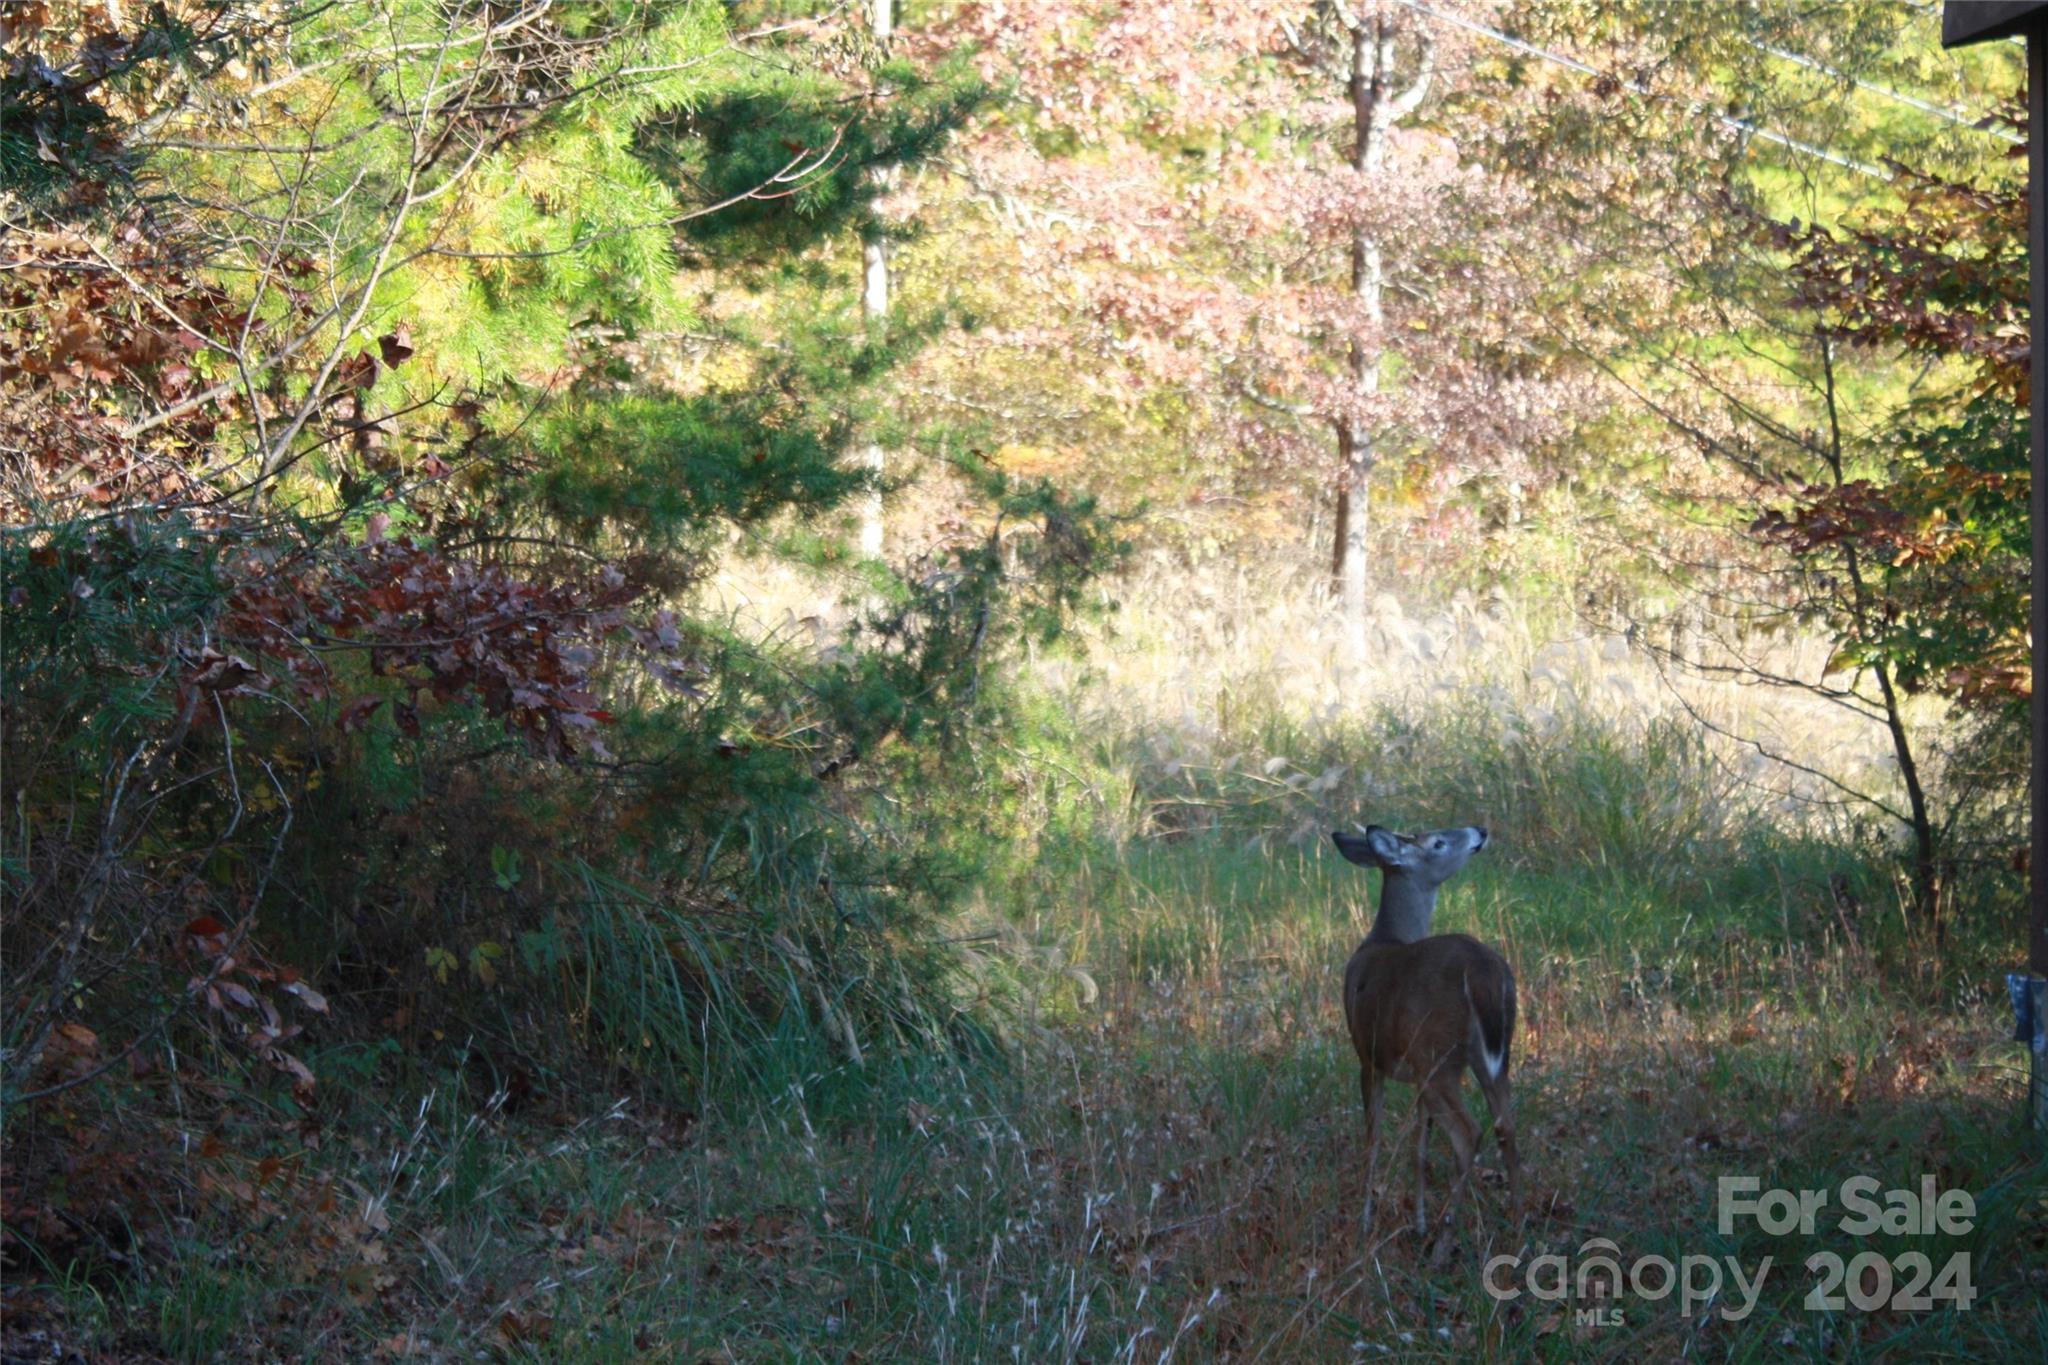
[1751, 40, 2022, 143]
[1396, 0, 1895, 182]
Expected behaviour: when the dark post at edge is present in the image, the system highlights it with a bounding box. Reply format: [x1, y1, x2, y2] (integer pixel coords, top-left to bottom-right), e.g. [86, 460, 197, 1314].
[2027, 25, 2048, 1131]
[1941, 2, 2048, 1126]
[2031, 26, 2048, 985]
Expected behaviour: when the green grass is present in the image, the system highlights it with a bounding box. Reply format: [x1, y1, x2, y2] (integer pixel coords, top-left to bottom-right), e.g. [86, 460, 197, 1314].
[6, 612, 2043, 1361]
[11, 829, 2040, 1362]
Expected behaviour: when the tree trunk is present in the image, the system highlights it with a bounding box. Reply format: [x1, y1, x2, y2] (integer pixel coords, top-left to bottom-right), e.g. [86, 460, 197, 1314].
[1816, 334, 1942, 930]
[1328, 478, 1347, 592]
[857, 0, 894, 559]
[1336, 420, 1372, 640]
[1330, 18, 1415, 654]
[857, 225, 889, 557]
[1871, 657, 1941, 931]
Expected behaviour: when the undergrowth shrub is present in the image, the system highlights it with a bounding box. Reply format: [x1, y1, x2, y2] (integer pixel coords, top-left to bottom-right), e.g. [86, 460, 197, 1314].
[3, 463, 1122, 1121]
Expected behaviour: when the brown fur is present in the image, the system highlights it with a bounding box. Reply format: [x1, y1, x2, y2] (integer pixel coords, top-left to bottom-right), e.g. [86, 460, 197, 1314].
[1345, 931, 1522, 1255]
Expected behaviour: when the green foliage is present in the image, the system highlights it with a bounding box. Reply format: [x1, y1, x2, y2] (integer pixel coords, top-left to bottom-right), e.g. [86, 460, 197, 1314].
[1754, 157, 2030, 711]
[660, 53, 985, 264]
[21, 673, 2034, 1357]
[7, 5, 2039, 1359]
[521, 393, 870, 547]
[1481, 1, 2029, 921]
[0, 0, 1115, 1135]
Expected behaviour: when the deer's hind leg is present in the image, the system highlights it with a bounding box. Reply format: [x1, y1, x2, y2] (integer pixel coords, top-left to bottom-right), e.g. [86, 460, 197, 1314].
[1418, 1080, 1479, 1267]
[1358, 1063, 1385, 1233]
[1412, 1109, 1436, 1236]
[1475, 1062, 1523, 1220]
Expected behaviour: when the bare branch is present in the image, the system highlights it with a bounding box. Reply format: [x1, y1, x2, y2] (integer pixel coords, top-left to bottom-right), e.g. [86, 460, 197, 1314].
[1388, 26, 1436, 119]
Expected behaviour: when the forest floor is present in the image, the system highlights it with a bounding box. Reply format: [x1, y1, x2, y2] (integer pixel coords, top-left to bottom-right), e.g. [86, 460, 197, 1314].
[7, 840, 2043, 1362]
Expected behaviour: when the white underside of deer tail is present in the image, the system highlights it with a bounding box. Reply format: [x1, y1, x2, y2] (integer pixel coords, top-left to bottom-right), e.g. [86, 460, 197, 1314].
[1464, 974, 1504, 1080]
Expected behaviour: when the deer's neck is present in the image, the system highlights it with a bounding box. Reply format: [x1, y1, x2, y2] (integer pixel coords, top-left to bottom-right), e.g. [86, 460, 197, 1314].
[1366, 875, 1437, 945]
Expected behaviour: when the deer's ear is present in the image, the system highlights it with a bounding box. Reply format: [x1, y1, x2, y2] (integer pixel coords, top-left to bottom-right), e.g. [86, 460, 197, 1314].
[1331, 830, 1380, 868]
[1365, 825, 1409, 867]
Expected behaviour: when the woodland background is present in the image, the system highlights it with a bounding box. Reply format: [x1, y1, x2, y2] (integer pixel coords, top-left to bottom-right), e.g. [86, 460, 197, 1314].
[2, 0, 2045, 1358]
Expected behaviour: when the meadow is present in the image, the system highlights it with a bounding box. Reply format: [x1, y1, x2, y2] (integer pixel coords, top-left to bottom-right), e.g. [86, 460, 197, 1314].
[7, 4, 2041, 1360]
[15, 565, 2042, 1363]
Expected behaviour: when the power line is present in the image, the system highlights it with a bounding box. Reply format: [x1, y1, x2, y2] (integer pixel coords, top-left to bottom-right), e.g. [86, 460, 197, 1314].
[1397, 0, 1895, 182]
[1752, 40, 2022, 143]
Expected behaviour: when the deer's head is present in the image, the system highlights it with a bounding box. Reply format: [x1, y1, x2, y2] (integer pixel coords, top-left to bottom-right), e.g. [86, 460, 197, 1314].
[1331, 823, 1489, 890]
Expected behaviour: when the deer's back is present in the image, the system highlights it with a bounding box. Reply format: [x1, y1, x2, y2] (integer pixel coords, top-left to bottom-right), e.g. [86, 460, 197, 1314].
[1344, 933, 1515, 1082]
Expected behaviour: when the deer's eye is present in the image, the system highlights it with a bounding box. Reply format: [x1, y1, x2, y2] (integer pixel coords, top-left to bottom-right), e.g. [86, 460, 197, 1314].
[1431, 838, 1445, 851]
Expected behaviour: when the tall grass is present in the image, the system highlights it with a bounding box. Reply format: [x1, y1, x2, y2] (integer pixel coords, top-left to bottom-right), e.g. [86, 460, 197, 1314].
[13, 558, 2039, 1361]
[63, 820, 2026, 1359]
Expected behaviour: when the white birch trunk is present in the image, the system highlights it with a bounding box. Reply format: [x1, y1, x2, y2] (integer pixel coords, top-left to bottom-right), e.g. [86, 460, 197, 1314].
[1331, 17, 1429, 657]
[857, 0, 895, 558]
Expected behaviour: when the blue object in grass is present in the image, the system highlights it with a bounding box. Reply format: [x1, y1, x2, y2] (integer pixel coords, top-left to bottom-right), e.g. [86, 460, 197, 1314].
[2012, 972, 2047, 1050]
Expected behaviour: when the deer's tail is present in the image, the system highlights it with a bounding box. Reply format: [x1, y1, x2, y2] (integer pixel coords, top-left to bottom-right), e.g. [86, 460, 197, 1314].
[1463, 965, 1515, 1082]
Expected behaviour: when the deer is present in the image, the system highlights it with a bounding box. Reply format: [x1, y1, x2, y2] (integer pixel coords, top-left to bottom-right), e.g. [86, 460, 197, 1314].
[1333, 823, 1521, 1261]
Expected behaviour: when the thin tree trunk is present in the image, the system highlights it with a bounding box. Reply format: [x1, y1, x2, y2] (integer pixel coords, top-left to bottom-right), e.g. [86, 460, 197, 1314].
[1336, 421, 1372, 633]
[1329, 470, 1348, 590]
[1871, 657, 1941, 928]
[857, 226, 888, 557]
[1329, 17, 1427, 652]
[857, 0, 894, 558]
[1818, 335, 1941, 929]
